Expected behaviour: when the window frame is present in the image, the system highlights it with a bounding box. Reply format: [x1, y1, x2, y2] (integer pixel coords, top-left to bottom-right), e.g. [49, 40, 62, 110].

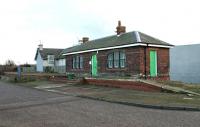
[72, 57, 76, 69]
[48, 55, 54, 65]
[107, 51, 126, 69]
[114, 52, 119, 68]
[72, 55, 84, 69]
[79, 56, 83, 69]
[107, 53, 114, 68]
[119, 51, 126, 68]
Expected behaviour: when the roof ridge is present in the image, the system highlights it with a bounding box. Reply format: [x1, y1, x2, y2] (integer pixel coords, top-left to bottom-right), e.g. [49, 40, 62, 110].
[42, 48, 64, 50]
[87, 31, 136, 43]
[64, 31, 138, 50]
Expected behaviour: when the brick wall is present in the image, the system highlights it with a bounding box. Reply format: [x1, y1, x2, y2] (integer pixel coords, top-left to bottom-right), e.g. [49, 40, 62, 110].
[140, 47, 170, 79]
[65, 46, 169, 79]
[83, 78, 161, 92]
[66, 52, 92, 76]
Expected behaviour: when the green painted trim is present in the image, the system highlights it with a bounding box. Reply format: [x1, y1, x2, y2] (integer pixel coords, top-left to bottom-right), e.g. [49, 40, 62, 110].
[150, 51, 157, 77]
[91, 54, 98, 76]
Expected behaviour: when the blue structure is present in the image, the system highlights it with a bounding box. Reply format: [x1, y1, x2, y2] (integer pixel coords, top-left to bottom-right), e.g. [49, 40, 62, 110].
[36, 52, 43, 72]
[170, 44, 200, 84]
[17, 65, 21, 79]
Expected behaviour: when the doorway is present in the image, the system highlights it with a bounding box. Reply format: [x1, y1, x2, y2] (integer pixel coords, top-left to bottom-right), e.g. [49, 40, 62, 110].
[150, 50, 157, 77]
[91, 54, 97, 76]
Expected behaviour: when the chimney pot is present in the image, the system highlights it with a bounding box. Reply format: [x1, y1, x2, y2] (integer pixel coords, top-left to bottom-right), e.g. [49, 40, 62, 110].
[118, 21, 121, 26]
[116, 20, 126, 35]
[38, 44, 43, 50]
[82, 37, 89, 43]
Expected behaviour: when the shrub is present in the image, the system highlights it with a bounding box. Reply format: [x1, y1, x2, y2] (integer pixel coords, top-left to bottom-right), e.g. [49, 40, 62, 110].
[66, 73, 75, 80]
[44, 66, 54, 73]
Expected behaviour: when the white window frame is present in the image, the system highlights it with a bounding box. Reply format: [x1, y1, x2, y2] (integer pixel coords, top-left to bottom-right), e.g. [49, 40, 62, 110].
[80, 56, 83, 69]
[48, 55, 54, 65]
[108, 53, 113, 68]
[114, 52, 119, 68]
[120, 52, 126, 68]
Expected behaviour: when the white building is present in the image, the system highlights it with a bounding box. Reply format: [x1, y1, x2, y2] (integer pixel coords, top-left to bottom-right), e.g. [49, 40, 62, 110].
[34, 44, 66, 73]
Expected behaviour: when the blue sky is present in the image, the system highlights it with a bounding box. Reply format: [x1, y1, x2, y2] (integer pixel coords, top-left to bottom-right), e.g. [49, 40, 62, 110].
[0, 0, 200, 64]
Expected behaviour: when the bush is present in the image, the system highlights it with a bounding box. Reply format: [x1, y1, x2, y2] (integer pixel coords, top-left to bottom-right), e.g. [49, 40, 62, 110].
[44, 66, 54, 73]
[66, 73, 75, 80]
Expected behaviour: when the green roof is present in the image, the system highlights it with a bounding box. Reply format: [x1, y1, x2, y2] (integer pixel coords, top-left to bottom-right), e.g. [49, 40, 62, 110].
[62, 31, 173, 55]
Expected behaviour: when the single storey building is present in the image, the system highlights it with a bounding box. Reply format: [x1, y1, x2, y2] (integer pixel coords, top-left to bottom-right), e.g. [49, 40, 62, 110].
[62, 21, 173, 79]
[35, 44, 66, 73]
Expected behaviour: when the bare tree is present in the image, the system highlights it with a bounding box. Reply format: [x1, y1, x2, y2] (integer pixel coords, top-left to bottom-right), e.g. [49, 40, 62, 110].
[5, 60, 15, 66]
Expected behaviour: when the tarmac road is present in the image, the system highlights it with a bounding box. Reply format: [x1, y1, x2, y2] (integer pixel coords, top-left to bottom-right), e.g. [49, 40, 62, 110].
[0, 81, 200, 127]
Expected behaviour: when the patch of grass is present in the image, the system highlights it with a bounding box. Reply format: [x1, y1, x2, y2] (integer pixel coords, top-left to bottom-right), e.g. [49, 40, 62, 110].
[16, 77, 36, 83]
[156, 80, 200, 94]
[88, 88, 200, 108]
[1, 76, 53, 88]
[53, 83, 200, 108]
[18, 80, 53, 87]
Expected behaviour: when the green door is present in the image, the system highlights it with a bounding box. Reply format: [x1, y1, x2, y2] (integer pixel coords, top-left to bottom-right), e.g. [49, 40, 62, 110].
[91, 54, 97, 76]
[150, 51, 157, 77]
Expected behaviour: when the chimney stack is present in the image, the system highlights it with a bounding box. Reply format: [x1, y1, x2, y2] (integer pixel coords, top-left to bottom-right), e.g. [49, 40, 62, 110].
[82, 37, 89, 43]
[38, 44, 43, 50]
[116, 20, 126, 35]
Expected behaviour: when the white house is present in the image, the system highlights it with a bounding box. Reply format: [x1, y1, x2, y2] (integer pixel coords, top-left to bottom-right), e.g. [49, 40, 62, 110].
[34, 44, 66, 73]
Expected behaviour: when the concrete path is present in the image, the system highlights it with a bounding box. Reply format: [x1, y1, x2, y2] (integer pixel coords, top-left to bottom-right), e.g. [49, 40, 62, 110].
[0, 81, 200, 127]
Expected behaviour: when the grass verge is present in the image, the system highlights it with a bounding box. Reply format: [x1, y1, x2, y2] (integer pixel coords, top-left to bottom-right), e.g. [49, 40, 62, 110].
[0, 75, 53, 87]
[156, 80, 200, 94]
[54, 83, 200, 109]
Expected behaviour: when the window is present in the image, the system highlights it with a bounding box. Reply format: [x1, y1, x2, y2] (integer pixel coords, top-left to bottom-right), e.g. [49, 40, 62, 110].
[58, 59, 65, 66]
[76, 56, 79, 69]
[80, 56, 83, 69]
[114, 52, 119, 68]
[107, 51, 126, 68]
[108, 53, 113, 68]
[72, 57, 76, 69]
[48, 55, 54, 64]
[120, 52, 126, 68]
[72, 55, 83, 69]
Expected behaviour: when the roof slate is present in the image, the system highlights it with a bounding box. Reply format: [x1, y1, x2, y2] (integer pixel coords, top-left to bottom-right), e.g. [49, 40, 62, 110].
[62, 31, 173, 55]
[35, 48, 64, 60]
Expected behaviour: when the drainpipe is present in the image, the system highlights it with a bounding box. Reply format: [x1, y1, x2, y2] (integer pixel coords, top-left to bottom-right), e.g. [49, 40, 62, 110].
[144, 43, 148, 79]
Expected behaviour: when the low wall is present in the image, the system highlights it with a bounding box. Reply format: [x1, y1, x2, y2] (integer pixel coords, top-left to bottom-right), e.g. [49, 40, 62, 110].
[4, 72, 162, 92]
[82, 78, 161, 92]
[4, 72, 66, 80]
